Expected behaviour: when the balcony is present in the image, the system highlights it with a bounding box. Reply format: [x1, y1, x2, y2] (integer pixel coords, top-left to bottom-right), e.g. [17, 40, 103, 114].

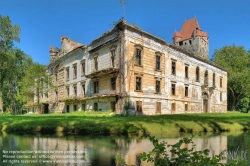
[85, 67, 119, 79]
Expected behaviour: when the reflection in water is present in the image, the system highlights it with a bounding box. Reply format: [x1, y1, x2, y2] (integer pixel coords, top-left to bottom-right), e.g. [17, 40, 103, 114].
[0, 132, 249, 166]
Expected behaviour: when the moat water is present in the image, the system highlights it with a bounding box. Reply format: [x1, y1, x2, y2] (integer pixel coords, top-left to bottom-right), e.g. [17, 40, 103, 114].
[0, 131, 249, 165]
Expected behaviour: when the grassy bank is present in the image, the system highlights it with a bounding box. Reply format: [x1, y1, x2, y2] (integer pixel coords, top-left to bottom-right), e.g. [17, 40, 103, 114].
[0, 111, 250, 136]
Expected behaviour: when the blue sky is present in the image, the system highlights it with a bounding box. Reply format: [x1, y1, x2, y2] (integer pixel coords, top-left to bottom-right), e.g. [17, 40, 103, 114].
[1, 0, 250, 65]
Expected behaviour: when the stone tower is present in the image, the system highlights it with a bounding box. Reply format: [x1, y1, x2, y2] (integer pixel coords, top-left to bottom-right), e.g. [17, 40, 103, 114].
[173, 18, 209, 60]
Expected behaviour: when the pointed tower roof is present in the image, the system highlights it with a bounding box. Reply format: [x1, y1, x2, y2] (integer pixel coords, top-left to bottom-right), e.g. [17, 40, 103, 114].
[173, 18, 208, 41]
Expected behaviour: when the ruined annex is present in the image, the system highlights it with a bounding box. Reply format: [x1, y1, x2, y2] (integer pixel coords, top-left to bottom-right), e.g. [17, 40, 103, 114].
[41, 18, 227, 114]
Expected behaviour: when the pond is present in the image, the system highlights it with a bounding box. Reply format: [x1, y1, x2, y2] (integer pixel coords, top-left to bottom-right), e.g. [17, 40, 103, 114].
[0, 131, 249, 165]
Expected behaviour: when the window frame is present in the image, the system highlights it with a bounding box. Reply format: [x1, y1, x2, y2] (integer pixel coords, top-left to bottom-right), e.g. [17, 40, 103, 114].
[110, 47, 116, 68]
[156, 80, 161, 93]
[196, 67, 200, 82]
[136, 101, 142, 112]
[185, 65, 189, 79]
[134, 44, 143, 66]
[66, 67, 70, 81]
[73, 85, 77, 96]
[185, 86, 188, 97]
[171, 83, 176, 95]
[155, 55, 161, 71]
[81, 60, 86, 76]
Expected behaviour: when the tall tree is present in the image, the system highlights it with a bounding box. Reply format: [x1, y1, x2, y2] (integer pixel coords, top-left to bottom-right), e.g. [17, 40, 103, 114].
[213, 45, 250, 111]
[0, 15, 21, 113]
[18, 63, 53, 113]
[2, 48, 32, 114]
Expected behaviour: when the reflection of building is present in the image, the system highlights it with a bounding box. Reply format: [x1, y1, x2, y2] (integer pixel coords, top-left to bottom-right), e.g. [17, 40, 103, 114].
[47, 18, 227, 114]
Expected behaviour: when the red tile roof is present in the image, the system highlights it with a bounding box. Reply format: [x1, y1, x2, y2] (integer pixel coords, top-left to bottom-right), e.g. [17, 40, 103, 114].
[173, 18, 208, 41]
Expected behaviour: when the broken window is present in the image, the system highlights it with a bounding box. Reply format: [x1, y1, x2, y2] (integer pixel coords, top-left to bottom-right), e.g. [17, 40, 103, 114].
[66, 67, 69, 81]
[172, 60, 176, 75]
[135, 48, 142, 66]
[213, 73, 216, 86]
[94, 56, 98, 71]
[155, 55, 160, 70]
[156, 80, 160, 93]
[189, 40, 192, 45]
[111, 77, 116, 90]
[94, 81, 99, 93]
[204, 70, 208, 85]
[185, 86, 188, 97]
[135, 77, 142, 91]
[73, 86, 77, 96]
[73, 64, 77, 79]
[196, 67, 200, 82]
[171, 83, 176, 95]
[179, 41, 183, 46]
[81, 60, 85, 76]
[185, 65, 189, 79]
[111, 49, 116, 68]
[94, 103, 98, 111]
[136, 101, 142, 112]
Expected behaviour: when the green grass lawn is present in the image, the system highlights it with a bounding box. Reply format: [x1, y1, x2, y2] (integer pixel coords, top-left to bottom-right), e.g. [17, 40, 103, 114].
[0, 111, 250, 136]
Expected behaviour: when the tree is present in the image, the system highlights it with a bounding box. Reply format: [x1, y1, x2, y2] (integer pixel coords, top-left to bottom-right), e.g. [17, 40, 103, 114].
[18, 63, 53, 113]
[0, 15, 21, 113]
[213, 45, 250, 111]
[2, 48, 32, 114]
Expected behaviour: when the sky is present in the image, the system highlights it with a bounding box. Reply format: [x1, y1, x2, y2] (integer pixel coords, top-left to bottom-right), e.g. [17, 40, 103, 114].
[0, 0, 250, 65]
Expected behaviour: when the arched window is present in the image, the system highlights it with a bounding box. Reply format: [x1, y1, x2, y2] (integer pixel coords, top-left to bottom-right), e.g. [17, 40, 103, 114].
[196, 67, 200, 82]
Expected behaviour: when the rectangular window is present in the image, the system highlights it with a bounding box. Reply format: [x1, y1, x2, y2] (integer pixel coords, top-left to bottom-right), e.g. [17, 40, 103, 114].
[220, 92, 222, 101]
[135, 48, 142, 66]
[66, 87, 69, 97]
[74, 105, 77, 111]
[172, 61, 176, 75]
[55, 73, 58, 82]
[185, 86, 188, 97]
[94, 103, 98, 111]
[82, 104, 85, 111]
[171, 83, 176, 95]
[66, 67, 69, 81]
[66, 105, 70, 113]
[94, 81, 99, 93]
[73, 64, 77, 79]
[185, 104, 188, 112]
[220, 77, 223, 88]
[171, 103, 176, 112]
[213, 73, 216, 86]
[74, 86, 77, 96]
[94, 57, 98, 71]
[81, 61, 85, 76]
[111, 49, 115, 68]
[82, 84, 85, 95]
[185, 66, 189, 79]
[136, 101, 142, 112]
[156, 80, 160, 93]
[135, 77, 142, 91]
[55, 91, 58, 101]
[110, 101, 116, 112]
[155, 55, 160, 70]
[111, 77, 116, 90]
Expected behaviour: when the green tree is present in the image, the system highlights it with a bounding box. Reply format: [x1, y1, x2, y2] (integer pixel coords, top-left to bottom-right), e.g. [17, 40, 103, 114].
[18, 63, 53, 113]
[213, 45, 250, 111]
[0, 15, 21, 113]
[2, 48, 32, 114]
